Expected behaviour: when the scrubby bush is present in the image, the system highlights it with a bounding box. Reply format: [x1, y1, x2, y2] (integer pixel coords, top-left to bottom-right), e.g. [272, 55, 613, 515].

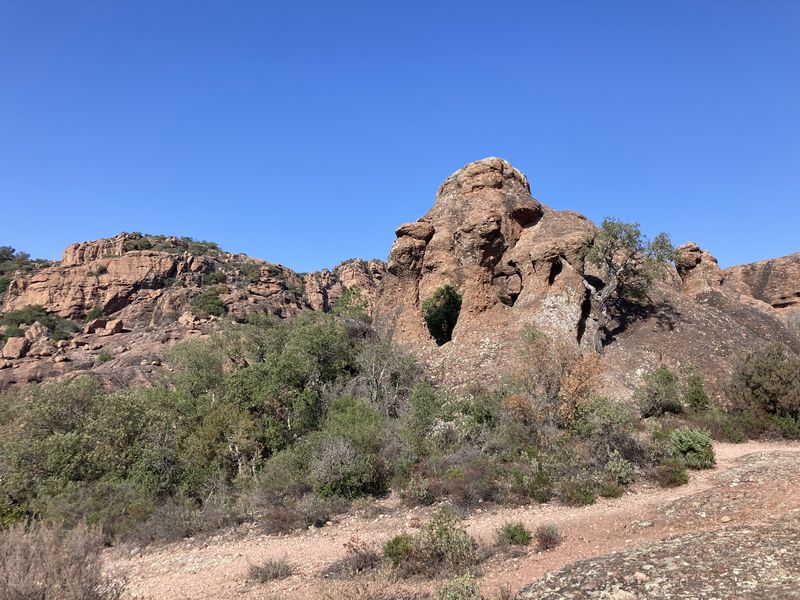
[0, 246, 50, 297]
[422, 285, 462, 345]
[435, 572, 481, 600]
[309, 436, 378, 498]
[1, 305, 78, 340]
[534, 523, 563, 551]
[729, 343, 800, 421]
[637, 365, 683, 417]
[324, 538, 382, 577]
[496, 521, 531, 547]
[653, 456, 689, 487]
[557, 478, 596, 506]
[0, 522, 124, 600]
[249, 557, 292, 582]
[682, 367, 710, 411]
[603, 450, 635, 485]
[85, 307, 104, 322]
[190, 286, 227, 317]
[204, 270, 227, 285]
[384, 532, 415, 567]
[332, 285, 369, 321]
[670, 427, 715, 469]
[387, 509, 478, 577]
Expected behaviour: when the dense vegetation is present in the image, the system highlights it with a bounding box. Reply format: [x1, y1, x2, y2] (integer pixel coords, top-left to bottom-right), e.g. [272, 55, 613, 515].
[7, 297, 782, 549]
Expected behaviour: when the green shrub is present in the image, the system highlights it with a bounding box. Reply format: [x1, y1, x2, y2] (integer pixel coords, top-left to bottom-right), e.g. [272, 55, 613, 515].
[241, 262, 262, 284]
[1, 305, 78, 340]
[729, 344, 800, 421]
[204, 270, 227, 285]
[308, 436, 379, 498]
[682, 367, 710, 411]
[384, 532, 415, 566]
[331, 285, 369, 321]
[534, 523, 563, 551]
[496, 521, 531, 547]
[85, 307, 104, 322]
[603, 450, 635, 485]
[187, 241, 221, 256]
[248, 557, 292, 583]
[653, 456, 689, 487]
[190, 286, 227, 317]
[436, 572, 481, 600]
[98, 351, 114, 363]
[557, 478, 596, 506]
[637, 365, 683, 417]
[598, 481, 624, 498]
[670, 427, 715, 469]
[387, 509, 478, 577]
[422, 285, 462, 345]
[0, 247, 50, 293]
[123, 236, 153, 251]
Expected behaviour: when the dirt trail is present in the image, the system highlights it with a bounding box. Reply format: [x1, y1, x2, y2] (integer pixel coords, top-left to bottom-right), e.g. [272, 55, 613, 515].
[104, 441, 800, 599]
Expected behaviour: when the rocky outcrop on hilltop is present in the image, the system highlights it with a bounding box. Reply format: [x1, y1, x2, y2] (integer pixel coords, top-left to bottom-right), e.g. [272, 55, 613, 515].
[374, 157, 595, 387]
[1, 233, 385, 389]
[2, 158, 798, 396]
[374, 158, 800, 393]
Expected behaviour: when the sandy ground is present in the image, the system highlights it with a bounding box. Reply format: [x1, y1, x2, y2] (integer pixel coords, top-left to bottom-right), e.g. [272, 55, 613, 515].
[103, 441, 800, 599]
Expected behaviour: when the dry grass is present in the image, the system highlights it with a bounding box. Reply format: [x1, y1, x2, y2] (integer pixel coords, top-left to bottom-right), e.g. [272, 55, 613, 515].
[0, 521, 124, 600]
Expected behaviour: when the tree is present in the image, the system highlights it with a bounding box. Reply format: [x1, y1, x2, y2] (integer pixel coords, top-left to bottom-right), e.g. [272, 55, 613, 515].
[582, 218, 674, 353]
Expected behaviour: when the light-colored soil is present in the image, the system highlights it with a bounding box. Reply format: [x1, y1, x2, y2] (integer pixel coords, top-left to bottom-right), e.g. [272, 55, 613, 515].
[103, 441, 800, 599]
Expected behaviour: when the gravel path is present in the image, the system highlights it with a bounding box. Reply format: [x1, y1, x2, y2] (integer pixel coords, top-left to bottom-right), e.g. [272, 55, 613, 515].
[103, 441, 800, 599]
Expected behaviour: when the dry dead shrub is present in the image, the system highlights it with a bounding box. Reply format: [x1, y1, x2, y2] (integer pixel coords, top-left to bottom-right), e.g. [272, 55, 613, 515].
[0, 521, 124, 600]
[502, 394, 535, 423]
[320, 574, 431, 600]
[558, 352, 603, 422]
[323, 537, 383, 578]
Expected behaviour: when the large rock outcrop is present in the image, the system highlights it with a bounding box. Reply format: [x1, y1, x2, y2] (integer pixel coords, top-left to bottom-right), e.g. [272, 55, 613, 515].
[1, 233, 385, 390]
[374, 157, 595, 387]
[2, 158, 798, 398]
[723, 253, 800, 317]
[375, 158, 800, 395]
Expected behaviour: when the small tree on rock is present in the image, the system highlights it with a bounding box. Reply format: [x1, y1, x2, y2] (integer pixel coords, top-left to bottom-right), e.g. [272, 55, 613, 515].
[582, 218, 674, 353]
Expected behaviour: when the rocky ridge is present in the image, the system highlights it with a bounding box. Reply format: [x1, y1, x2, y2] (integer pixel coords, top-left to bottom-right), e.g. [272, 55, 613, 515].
[0, 233, 384, 389]
[2, 158, 800, 394]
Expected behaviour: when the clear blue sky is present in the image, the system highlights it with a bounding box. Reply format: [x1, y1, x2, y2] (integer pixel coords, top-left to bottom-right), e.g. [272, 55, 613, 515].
[1, 1, 798, 271]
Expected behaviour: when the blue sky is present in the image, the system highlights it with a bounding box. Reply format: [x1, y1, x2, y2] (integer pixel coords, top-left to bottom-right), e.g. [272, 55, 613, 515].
[1, 1, 798, 271]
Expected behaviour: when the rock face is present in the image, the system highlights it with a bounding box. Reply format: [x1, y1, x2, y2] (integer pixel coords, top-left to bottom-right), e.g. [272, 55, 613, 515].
[723, 252, 800, 316]
[1, 233, 385, 390]
[374, 158, 800, 394]
[1, 158, 798, 396]
[374, 157, 595, 387]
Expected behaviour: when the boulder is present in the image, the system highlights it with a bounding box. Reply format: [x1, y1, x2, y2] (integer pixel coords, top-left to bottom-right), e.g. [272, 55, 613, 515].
[2, 337, 30, 359]
[97, 319, 124, 337]
[24, 321, 50, 341]
[84, 318, 108, 334]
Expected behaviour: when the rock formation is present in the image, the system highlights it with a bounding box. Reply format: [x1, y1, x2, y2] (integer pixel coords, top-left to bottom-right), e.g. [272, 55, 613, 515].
[1, 158, 798, 397]
[0, 233, 384, 390]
